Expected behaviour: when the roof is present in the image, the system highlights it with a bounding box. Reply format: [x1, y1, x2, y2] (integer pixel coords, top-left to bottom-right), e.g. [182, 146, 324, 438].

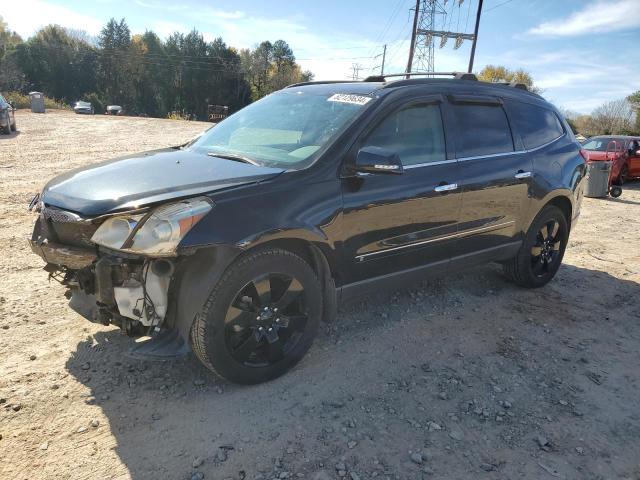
[285, 72, 543, 103]
[589, 135, 639, 139]
[283, 82, 383, 95]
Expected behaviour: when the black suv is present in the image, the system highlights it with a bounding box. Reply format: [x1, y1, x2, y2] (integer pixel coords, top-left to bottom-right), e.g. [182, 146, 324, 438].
[29, 73, 586, 384]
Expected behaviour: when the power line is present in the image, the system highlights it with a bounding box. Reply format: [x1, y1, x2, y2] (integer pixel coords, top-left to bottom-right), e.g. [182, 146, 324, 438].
[368, 0, 408, 58]
[485, 0, 514, 12]
[375, 2, 414, 73]
[96, 48, 377, 65]
[465, 0, 473, 31]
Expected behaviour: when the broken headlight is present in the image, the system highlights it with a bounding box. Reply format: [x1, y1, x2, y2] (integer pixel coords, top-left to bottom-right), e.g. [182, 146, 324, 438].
[91, 197, 213, 256]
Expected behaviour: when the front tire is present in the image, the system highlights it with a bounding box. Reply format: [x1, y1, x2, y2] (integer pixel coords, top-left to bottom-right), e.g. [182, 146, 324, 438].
[191, 248, 322, 384]
[503, 205, 568, 288]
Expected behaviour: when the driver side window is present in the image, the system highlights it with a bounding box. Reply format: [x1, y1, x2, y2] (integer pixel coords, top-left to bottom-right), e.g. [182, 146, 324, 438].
[363, 103, 446, 166]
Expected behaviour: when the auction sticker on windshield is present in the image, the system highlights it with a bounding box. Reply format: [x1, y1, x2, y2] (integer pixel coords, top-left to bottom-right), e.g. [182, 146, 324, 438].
[327, 94, 372, 106]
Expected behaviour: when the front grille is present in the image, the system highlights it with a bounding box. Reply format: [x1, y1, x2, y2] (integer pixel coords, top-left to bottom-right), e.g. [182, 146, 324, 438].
[41, 207, 100, 248]
[41, 207, 82, 223]
[49, 221, 99, 247]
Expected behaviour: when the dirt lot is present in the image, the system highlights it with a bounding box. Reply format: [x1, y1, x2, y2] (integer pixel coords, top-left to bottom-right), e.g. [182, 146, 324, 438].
[1, 110, 639, 480]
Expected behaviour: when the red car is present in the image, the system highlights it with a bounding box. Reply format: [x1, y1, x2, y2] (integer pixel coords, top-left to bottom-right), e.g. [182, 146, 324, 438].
[582, 136, 640, 185]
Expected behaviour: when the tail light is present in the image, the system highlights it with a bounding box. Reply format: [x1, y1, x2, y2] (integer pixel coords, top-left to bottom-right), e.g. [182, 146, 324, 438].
[579, 149, 589, 162]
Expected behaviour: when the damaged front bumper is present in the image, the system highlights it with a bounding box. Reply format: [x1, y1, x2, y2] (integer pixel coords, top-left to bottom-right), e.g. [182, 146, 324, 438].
[30, 216, 175, 337]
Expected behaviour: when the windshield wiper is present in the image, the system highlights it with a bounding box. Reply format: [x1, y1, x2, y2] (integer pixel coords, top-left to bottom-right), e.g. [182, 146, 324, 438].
[207, 152, 260, 166]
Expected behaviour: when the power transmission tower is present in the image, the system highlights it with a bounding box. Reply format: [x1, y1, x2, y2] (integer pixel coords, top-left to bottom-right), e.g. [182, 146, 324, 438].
[350, 63, 364, 80]
[406, 0, 480, 74]
[373, 44, 387, 75]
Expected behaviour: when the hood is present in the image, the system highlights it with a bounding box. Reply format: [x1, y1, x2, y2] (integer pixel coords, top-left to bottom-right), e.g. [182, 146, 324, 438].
[41, 148, 285, 216]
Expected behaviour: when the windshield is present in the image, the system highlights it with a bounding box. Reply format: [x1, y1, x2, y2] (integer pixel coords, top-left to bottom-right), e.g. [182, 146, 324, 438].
[582, 138, 624, 151]
[189, 90, 373, 169]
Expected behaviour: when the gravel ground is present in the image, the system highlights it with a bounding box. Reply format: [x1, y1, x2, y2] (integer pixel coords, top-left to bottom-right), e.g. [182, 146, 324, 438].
[1, 110, 640, 480]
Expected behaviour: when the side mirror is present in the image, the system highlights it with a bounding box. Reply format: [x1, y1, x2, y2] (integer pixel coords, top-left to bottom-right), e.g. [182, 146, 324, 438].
[351, 146, 403, 175]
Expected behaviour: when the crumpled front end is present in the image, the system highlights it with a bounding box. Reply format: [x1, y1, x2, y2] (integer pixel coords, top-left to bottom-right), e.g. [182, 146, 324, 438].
[29, 204, 175, 337]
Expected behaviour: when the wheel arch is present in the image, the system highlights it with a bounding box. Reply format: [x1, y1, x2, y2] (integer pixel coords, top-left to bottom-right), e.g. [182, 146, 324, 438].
[233, 237, 339, 325]
[171, 235, 339, 341]
[547, 195, 573, 230]
[526, 192, 574, 234]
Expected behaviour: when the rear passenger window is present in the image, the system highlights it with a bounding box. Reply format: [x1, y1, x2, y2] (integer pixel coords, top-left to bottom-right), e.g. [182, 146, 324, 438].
[363, 103, 446, 166]
[449, 103, 514, 158]
[508, 101, 564, 149]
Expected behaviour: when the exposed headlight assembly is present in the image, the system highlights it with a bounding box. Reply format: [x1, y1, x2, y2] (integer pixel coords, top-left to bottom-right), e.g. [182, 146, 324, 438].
[91, 197, 213, 256]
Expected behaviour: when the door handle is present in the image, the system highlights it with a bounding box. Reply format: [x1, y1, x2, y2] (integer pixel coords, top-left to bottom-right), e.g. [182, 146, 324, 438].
[434, 183, 458, 192]
[514, 171, 532, 179]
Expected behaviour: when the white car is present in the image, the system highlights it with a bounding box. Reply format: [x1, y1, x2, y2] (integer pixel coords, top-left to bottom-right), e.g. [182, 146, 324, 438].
[106, 105, 123, 115]
[73, 101, 94, 115]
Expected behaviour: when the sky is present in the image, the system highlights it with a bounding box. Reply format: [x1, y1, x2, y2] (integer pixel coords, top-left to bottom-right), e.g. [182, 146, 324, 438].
[3, 0, 640, 114]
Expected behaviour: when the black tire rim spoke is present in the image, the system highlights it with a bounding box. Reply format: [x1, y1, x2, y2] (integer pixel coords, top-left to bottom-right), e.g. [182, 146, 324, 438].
[225, 272, 307, 368]
[232, 332, 260, 361]
[273, 277, 304, 312]
[251, 274, 273, 307]
[225, 306, 255, 331]
[531, 219, 562, 277]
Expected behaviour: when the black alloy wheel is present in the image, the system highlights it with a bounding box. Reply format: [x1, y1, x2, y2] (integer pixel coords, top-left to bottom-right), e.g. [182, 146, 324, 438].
[503, 205, 568, 288]
[191, 248, 322, 384]
[530, 220, 562, 278]
[225, 273, 308, 367]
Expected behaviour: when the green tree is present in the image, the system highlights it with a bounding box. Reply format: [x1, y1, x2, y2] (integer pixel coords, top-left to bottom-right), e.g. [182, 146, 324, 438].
[241, 40, 312, 101]
[477, 65, 541, 94]
[2, 15, 311, 118]
[98, 18, 131, 105]
[627, 90, 640, 134]
[14, 25, 97, 101]
[0, 16, 24, 90]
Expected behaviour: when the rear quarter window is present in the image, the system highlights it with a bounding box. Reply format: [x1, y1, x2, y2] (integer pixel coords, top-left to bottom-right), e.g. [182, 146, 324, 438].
[507, 101, 564, 150]
[449, 102, 514, 158]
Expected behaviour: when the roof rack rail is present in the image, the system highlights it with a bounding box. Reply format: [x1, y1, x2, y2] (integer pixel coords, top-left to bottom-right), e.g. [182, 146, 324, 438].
[285, 80, 360, 89]
[497, 81, 529, 91]
[363, 72, 477, 82]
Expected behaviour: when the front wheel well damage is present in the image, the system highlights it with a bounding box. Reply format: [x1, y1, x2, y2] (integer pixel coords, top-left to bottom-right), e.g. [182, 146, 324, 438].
[173, 239, 338, 342]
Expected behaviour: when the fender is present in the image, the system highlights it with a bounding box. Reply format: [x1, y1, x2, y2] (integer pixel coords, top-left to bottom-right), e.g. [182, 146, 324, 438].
[171, 225, 341, 340]
[237, 225, 340, 277]
[525, 151, 586, 231]
[170, 245, 241, 341]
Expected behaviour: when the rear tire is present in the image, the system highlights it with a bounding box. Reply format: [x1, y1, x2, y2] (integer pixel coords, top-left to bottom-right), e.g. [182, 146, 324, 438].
[191, 248, 322, 384]
[503, 205, 568, 288]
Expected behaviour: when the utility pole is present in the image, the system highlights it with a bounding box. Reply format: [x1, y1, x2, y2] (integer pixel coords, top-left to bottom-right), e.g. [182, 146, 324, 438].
[467, 0, 484, 73]
[405, 0, 420, 76]
[381, 44, 387, 75]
